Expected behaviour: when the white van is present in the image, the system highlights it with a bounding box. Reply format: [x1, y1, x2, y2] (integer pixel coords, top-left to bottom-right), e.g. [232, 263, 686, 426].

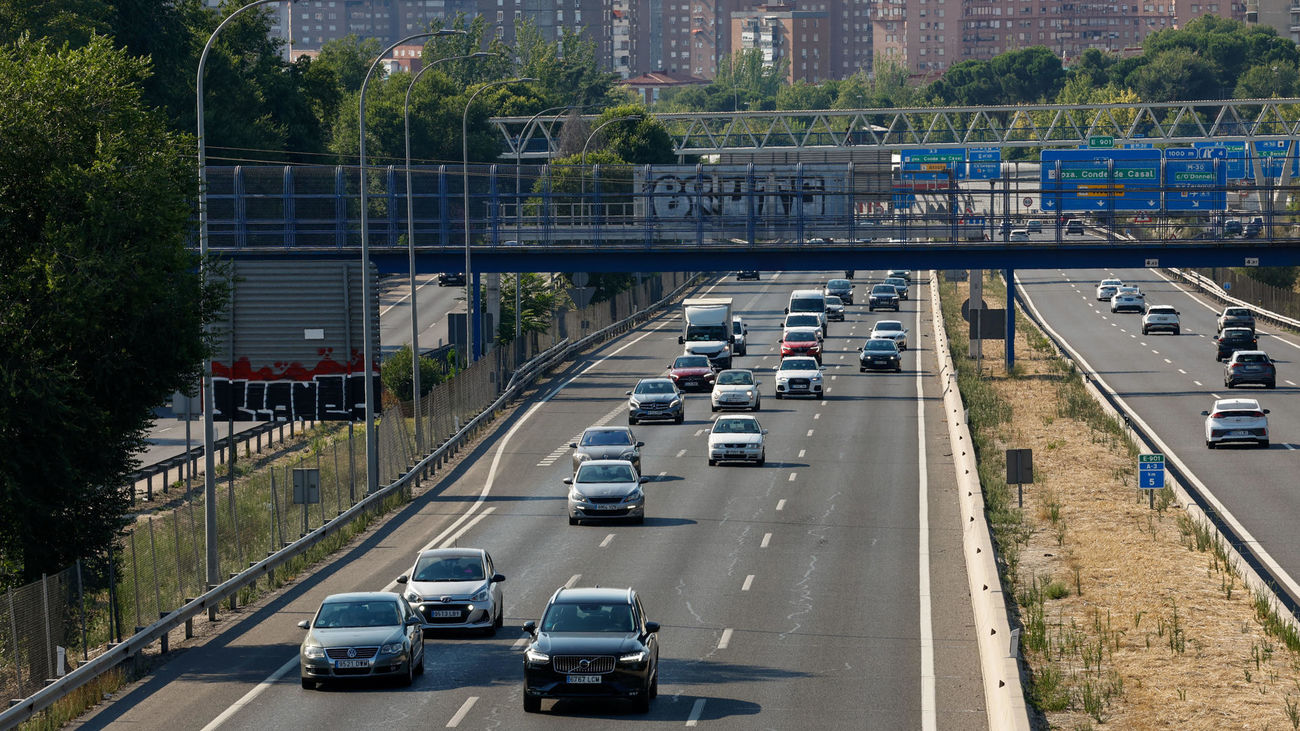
[785, 289, 829, 335]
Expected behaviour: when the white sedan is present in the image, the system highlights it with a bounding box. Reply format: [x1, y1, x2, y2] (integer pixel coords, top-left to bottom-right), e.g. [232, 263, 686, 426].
[711, 369, 761, 412]
[1095, 279, 1123, 301]
[1110, 291, 1146, 314]
[774, 356, 823, 399]
[1202, 398, 1270, 449]
[869, 320, 909, 350]
[707, 415, 767, 466]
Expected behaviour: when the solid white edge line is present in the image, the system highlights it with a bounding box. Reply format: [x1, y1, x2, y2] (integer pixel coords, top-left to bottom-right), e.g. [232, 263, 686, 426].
[446, 696, 478, 727]
[1016, 274, 1300, 611]
[916, 279, 937, 731]
[685, 698, 707, 727]
[198, 656, 298, 731]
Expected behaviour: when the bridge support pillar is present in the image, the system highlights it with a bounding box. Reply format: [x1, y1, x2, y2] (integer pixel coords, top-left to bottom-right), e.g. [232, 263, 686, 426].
[472, 271, 482, 362]
[1005, 268, 1015, 371]
[485, 272, 500, 355]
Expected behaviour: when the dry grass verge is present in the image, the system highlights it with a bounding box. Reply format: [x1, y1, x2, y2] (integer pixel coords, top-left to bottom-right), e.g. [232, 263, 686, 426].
[940, 273, 1300, 730]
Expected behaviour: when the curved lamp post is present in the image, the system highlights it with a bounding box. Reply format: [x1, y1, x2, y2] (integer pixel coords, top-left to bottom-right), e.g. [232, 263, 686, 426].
[580, 115, 642, 231]
[404, 50, 494, 453]
[359, 28, 465, 495]
[462, 77, 536, 364]
[196, 0, 301, 614]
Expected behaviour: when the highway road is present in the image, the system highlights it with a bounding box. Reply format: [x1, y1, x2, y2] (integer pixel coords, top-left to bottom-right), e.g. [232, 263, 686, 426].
[1015, 265, 1300, 599]
[78, 272, 985, 729]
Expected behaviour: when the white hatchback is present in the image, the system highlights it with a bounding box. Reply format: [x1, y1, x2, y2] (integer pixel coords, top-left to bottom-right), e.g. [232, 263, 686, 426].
[774, 356, 823, 398]
[1202, 398, 1270, 449]
[870, 320, 909, 350]
[711, 369, 761, 412]
[1096, 279, 1124, 301]
[1141, 305, 1181, 335]
[707, 415, 767, 466]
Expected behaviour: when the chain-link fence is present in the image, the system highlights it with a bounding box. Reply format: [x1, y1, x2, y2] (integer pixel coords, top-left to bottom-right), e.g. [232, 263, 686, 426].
[0, 270, 693, 704]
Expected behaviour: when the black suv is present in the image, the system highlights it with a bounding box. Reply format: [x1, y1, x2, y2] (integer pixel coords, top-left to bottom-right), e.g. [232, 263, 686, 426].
[1214, 327, 1258, 361]
[868, 284, 900, 312]
[438, 272, 466, 286]
[825, 278, 854, 305]
[522, 587, 660, 714]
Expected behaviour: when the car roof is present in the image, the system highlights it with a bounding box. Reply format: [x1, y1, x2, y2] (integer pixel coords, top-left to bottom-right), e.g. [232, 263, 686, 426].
[1229, 350, 1268, 357]
[1213, 398, 1261, 410]
[551, 587, 634, 604]
[716, 368, 753, 376]
[785, 328, 817, 337]
[637, 377, 674, 385]
[577, 459, 636, 467]
[781, 356, 818, 365]
[715, 414, 758, 422]
[873, 320, 903, 327]
[864, 337, 899, 345]
[583, 426, 632, 434]
[416, 547, 485, 560]
[1147, 305, 1176, 311]
[321, 592, 402, 604]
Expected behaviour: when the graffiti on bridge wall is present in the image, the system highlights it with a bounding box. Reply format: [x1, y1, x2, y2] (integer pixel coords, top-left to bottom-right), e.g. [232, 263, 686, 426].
[212, 349, 378, 422]
[637, 165, 850, 220]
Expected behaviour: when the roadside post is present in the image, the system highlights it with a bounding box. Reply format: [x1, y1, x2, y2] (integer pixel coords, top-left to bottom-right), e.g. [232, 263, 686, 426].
[1138, 454, 1165, 509]
[293, 468, 321, 537]
[1007, 448, 1033, 508]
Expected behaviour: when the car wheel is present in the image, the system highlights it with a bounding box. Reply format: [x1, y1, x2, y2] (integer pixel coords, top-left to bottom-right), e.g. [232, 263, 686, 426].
[524, 695, 541, 713]
[400, 657, 415, 687]
[674, 413, 684, 424]
[1141, 327, 1148, 335]
[708, 459, 716, 466]
[301, 676, 314, 690]
[649, 670, 658, 699]
[895, 366, 903, 373]
[416, 646, 426, 674]
[1261, 440, 1270, 448]
[775, 392, 783, 400]
[752, 399, 761, 412]
[634, 688, 652, 714]
[868, 306, 874, 312]
[1268, 381, 1277, 389]
[628, 417, 637, 425]
[1206, 441, 1215, 449]
[634, 515, 645, 526]
[860, 366, 866, 372]
[1225, 380, 1233, 388]
[711, 404, 718, 412]
[757, 452, 765, 467]
[1174, 328, 1181, 335]
[568, 515, 579, 526]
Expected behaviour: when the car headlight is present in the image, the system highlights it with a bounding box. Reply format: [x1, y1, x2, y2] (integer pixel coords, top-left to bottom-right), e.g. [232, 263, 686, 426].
[745, 390, 754, 398]
[380, 642, 404, 655]
[574, 452, 591, 463]
[619, 650, 647, 664]
[303, 644, 325, 659]
[623, 489, 644, 503]
[470, 587, 489, 602]
[668, 398, 680, 407]
[571, 489, 587, 502]
[619, 450, 637, 460]
[406, 591, 422, 603]
[628, 398, 640, 408]
[525, 648, 550, 664]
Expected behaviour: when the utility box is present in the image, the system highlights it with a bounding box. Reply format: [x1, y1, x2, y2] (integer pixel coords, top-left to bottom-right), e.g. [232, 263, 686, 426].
[293, 468, 321, 505]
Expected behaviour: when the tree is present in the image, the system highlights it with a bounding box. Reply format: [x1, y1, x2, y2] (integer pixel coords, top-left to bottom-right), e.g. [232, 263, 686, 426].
[1124, 48, 1219, 102]
[988, 47, 1064, 103]
[0, 0, 111, 49]
[515, 19, 619, 109]
[497, 273, 572, 343]
[589, 104, 675, 164]
[777, 81, 834, 111]
[380, 345, 441, 401]
[1235, 62, 1299, 99]
[422, 13, 515, 88]
[0, 36, 222, 584]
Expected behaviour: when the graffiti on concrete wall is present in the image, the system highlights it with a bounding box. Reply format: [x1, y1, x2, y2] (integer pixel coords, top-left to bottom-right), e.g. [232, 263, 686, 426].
[212, 348, 378, 421]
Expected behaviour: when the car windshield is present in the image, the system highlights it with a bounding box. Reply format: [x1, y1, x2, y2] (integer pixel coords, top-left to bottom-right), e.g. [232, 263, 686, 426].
[780, 358, 818, 371]
[732, 321, 743, 334]
[826, 296, 843, 306]
[1226, 308, 1250, 316]
[789, 298, 824, 313]
[1101, 280, 1121, 287]
[685, 326, 727, 342]
[413, 555, 485, 582]
[872, 285, 896, 294]
[1149, 307, 1175, 315]
[674, 356, 710, 369]
[1223, 330, 1253, 339]
[716, 371, 753, 385]
[1236, 353, 1269, 363]
[828, 279, 849, 288]
[785, 330, 816, 343]
[314, 600, 401, 628]
[581, 430, 632, 447]
[885, 278, 905, 286]
[864, 340, 897, 352]
[874, 322, 903, 332]
[575, 463, 636, 483]
[635, 380, 673, 395]
[1218, 410, 1263, 419]
[541, 602, 635, 633]
[713, 418, 760, 434]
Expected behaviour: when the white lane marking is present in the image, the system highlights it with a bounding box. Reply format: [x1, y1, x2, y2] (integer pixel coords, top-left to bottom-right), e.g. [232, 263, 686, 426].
[1194, 380, 1203, 386]
[686, 699, 707, 727]
[198, 657, 298, 731]
[1178, 369, 1187, 374]
[600, 533, 615, 548]
[831, 375, 838, 381]
[565, 574, 582, 589]
[205, 285, 684, 730]
[741, 575, 754, 591]
[916, 280, 936, 731]
[814, 413, 821, 420]
[1212, 393, 1222, 399]
[658, 470, 667, 477]
[797, 449, 806, 458]
[511, 637, 529, 650]
[446, 697, 478, 728]
[676, 449, 687, 458]
[806, 429, 814, 437]
[788, 473, 797, 482]
[761, 532, 771, 548]
[821, 400, 828, 406]
[776, 499, 786, 511]
[1287, 444, 1297, 451]
[1118, 328, 1125, 333]
[1289, 380, 1297, 386]
[1151, 350, 1160, 355]
[1140, 342, 1148, 347]
[1163, 358, 1172, 364]
[694, 428, 706, 437]
[717, 629, 733, 649]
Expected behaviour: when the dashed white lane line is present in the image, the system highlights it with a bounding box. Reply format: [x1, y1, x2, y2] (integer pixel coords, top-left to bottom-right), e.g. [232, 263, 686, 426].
[1178, 369, 1187, 374]
[776, 499, 787, 511]
[798, 449, 806, 458]
[806, 429, 815, 437]
[694, 428, 706, 437]
[1163, 358, 1172, 364]
[198, 658, 298, 731]
[1194, 380, 1203, 386]
[511, 636, 529, 650]
[1151, 349, 1160, 355]
[658, 470, 667, 477]
[600, 533, 615, 548]
[564, 574, 582, 589]
[1212, 392, 1223, 399]
[675, 449, 687, 458]
[1288, 380, 1298, 386]
[446, 697, 478, 727]
[717, 629, 733, 649]
[1140, 341, 1148, 347]
[814, 413, 821, 420]
[686, 699, 707, 727]
[761, 532, 772, 548]
[741, 575, 754, 591]
[788, 473, 797, 482]
[821, 400, 828, 406]
[831, 375, 838, 380]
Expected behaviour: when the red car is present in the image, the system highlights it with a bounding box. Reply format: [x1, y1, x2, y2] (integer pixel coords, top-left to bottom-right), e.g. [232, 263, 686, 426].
[780, 328, 822, 362]
[667, 354, 716, 391]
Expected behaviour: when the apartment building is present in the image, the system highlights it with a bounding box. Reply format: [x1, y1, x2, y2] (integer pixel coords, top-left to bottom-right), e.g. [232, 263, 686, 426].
[1244, 0, 1295, 43]
[729, 4, 831, 83]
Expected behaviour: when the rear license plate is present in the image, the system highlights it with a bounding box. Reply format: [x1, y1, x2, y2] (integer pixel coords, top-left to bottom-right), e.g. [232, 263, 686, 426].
[430, 610, 460, 617]
[1230, 430, 1251, 437]
[568, 675, 601, 684]
[336, 659, 369, 669]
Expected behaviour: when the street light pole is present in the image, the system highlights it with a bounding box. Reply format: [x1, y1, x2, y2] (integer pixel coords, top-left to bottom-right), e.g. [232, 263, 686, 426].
[360, 28, 463, 495]
[404, 50, 491, 454]
[463, 77, 536, 364]
[196, 0, 295, 619]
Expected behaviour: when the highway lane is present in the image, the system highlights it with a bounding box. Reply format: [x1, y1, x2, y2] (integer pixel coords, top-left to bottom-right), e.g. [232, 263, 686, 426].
[78, 272, 984, 730]
[1016, 266, 1300, 593]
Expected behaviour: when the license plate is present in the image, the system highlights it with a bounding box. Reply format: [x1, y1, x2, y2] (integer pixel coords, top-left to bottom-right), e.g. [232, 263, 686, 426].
[792, 384, 808, 390]
[1230, 430, 1251, 437]
[726, 451, 745, 458]
[336, 659, 369, 669]
[567, 675, 601, 684]
[593, 503, 621, 510]
[430, 610, 460, 617]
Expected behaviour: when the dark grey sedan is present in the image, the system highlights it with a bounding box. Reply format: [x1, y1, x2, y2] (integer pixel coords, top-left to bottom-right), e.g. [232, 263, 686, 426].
[571, 426, 644, 472]
[299, 591, 425, 689]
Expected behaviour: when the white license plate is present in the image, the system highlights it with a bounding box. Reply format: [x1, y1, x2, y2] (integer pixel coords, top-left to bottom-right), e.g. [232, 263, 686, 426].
[430, 609, 460, 617]
[792, 385, 808, 390]
[336, 659, 369, 669]
[593, 503, 622, 510]
[726, 451, 745, 458]
[1230, 430, 1251, 437]
[567, 675, 602, 684]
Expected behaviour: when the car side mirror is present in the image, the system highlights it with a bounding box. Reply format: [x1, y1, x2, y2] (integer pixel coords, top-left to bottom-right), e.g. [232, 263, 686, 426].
[761, 429, 769, 435]
[569, 442, 578, 449]
[563, 477, 573, 485]
[1264, 409, 1271, 414]
[636, 441, 645, 447]
[1175, 311, 1180, 315]
[396, 575, 408, 584]
[645, 621, 660, 634]
[729, 335, 735, 343]
[678, 336, 685, 344]
[743, 326, 749, 334]
[1200, 410, 1210, 416]
[784, 307, 789, 314]
[297, 620, 310, 629]
[406, 615, 421, 626]
[491, 573, 506, 583]
[523, 620, 538, 635]
[625, 390, 633, 396]
[754, 381, 762, 386]
[639, 476, 649, 483]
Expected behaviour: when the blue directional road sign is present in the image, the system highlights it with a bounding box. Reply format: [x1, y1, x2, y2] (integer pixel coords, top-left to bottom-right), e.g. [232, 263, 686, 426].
[1138, 454, 1165, 489]
[1252, 139, 1299, 178]
[1164, 158, 1227, 211]
[966, 147, 1001, 180]
[1194, 141, 1247, 179]
[901, 148, 966, 181]
[1041, 148, 1161, 212]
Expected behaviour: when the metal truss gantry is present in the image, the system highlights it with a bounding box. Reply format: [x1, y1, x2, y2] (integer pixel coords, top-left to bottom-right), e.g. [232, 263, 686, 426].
[491, 98, 1300, 158]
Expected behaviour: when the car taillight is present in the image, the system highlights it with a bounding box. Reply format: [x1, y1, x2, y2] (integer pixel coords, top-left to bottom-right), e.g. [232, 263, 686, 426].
[1210, 412, 1225, 419]
[1250, 411, 1265, 418]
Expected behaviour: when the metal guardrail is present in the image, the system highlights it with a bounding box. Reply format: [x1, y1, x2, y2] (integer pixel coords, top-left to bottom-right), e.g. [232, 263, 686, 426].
[1167, 267, 1300, 332]
[129, 421, 294, 502]
[0, 273, 702, 729]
